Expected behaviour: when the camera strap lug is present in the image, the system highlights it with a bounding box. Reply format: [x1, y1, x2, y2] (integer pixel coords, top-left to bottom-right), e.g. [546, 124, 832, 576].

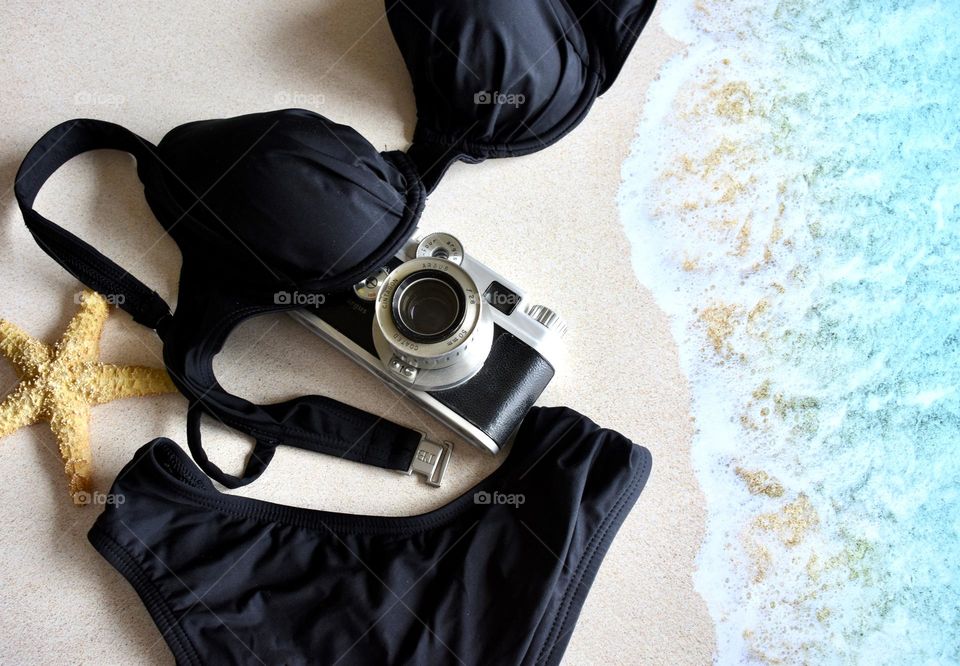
[406, 437, 452, 487]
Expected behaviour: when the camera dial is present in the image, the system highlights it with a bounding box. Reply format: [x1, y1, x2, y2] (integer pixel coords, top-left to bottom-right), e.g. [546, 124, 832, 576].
[524, 304, 568, 338]
[414, 232, 464, 265]
[352, 266, 391, 301]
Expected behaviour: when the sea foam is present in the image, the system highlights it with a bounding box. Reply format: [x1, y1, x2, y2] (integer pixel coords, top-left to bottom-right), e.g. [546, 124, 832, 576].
[619, 0, 960, 662]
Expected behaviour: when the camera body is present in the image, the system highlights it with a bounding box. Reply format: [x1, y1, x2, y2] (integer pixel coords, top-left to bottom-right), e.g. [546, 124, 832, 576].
[291, 232, 566, 455]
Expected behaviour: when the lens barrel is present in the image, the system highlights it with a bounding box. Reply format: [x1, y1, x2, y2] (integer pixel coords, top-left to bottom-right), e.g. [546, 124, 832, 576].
[373, 257, 492, 378]
[391, 270, 467, 343]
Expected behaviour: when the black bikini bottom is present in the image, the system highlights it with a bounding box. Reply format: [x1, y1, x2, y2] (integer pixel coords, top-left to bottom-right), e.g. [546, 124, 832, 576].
[88, 406, 651, 665]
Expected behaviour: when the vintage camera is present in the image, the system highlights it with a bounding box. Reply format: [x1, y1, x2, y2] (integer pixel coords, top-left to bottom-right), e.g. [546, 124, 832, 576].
[291, 232, 566, 456]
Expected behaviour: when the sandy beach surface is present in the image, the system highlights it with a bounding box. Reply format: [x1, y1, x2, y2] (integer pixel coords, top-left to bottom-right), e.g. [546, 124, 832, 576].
[0, 1, 714, 662]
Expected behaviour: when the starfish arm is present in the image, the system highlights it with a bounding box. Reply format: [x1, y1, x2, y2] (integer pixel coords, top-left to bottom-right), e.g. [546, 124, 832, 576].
[85, 363, 176, 405]
[47, 395, 93, 502]
[56, 290, 110, 363]
[0, 318, 51, 376]
[0, 384, 43, 437]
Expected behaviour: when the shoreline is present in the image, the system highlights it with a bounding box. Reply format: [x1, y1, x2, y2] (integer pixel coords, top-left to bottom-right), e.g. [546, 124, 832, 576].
[556, 5, 719, 662]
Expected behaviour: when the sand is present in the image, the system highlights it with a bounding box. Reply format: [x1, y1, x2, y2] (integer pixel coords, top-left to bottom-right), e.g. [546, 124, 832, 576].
[0, 1, 714, 662]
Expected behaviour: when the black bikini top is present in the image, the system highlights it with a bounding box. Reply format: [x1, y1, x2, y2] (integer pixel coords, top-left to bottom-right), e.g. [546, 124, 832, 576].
[88, 406, 653, 665]
[15, 0, 656, 487]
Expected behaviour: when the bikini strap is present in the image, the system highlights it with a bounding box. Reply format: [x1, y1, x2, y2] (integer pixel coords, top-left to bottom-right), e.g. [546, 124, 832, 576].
[14, 119, 173, 331]
[14, 119, 447, 489]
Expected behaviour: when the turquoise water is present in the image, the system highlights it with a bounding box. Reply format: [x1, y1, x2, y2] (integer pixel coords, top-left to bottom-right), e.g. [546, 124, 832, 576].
[619, 0, 960, 662]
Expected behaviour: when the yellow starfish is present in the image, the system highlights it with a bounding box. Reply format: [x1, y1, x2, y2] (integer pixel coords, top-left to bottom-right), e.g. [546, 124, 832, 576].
[0, 290, 176, 504]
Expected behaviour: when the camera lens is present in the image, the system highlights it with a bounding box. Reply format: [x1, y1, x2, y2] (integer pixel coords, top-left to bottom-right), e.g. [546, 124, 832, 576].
[392, 270, 466, 343]
[373, 256, 493, 384]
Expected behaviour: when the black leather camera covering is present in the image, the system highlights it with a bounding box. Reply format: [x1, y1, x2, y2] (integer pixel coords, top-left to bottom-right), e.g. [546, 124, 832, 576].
[428, 327, 555, 448]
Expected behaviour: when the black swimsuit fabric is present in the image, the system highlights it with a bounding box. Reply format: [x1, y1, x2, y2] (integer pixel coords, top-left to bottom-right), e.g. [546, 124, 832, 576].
[88, 406, 651, 665]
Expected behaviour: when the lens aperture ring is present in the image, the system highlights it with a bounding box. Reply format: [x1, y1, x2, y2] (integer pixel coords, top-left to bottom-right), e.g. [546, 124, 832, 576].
[375, 258, 485, 369]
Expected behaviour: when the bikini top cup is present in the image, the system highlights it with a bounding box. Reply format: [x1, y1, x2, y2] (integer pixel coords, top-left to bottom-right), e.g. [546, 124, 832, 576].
[391, 0, 657, 188]
[14, 0, 657, 487]
[87, 406, 653, 666]
[16, 114, 427, 488]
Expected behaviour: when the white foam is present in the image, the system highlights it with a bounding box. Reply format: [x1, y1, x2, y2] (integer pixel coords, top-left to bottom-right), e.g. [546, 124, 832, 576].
[619, 0, 960, 661]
